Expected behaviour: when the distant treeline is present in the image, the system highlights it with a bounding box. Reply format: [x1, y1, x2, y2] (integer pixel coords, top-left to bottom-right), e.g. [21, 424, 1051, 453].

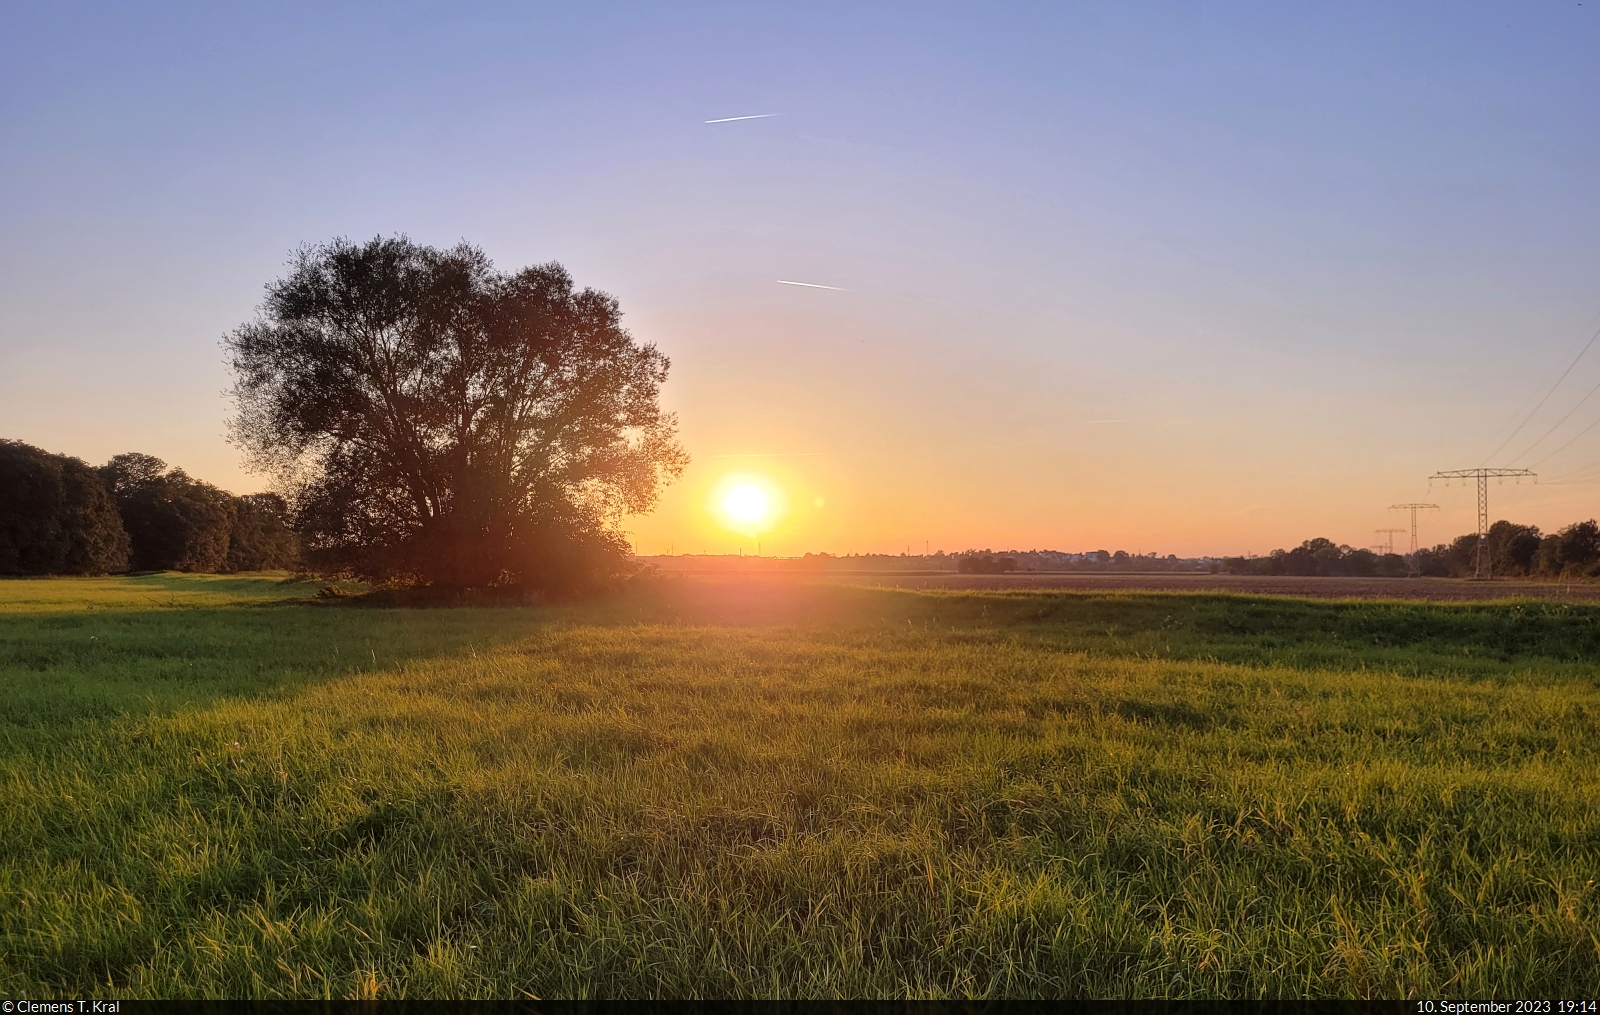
[0, 440, 297, 576]
[1222, 520, 1600, 579]
[954, 549, 1210, 573]
[790, 550, 1212, 573]
[1219, 539, 1408, 578]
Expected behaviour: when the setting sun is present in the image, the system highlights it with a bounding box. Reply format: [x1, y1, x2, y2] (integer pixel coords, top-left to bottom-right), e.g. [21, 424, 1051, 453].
[710, 473, 786, 537]
[721, 483, 770, 526]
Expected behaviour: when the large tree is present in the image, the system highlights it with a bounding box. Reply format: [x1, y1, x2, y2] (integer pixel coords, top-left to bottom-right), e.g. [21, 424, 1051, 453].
[225, 236, 686, 591]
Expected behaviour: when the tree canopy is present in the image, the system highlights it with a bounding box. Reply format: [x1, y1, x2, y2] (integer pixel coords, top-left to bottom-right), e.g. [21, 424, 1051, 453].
[0, 440, 130, 575]
[99, 453, 238, 572]
[225, 236, 686, 591]
[226, 493, 300, 572]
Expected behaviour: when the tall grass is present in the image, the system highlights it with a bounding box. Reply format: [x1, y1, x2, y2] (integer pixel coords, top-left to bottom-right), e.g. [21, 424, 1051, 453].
[1, 574, 1597, 997]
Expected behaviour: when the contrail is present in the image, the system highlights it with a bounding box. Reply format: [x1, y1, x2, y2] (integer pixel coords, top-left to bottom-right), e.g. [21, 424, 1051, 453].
[776, 280, 848, 290]
[705, 114, 777, 123]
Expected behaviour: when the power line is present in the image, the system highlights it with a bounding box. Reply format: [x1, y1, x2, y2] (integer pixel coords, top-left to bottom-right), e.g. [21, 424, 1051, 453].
[1543, 451, 1600, 481]
[1482, 312, 1600, 466]
[1543, 458, 1600, 485]
[1507, 373, 1600, 465]
[1428, 469, 1535, 579]
[1529, 411, 1600, 469]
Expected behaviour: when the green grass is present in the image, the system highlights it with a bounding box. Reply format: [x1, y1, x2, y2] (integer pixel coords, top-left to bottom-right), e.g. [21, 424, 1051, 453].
[1, 573, 1598, 998]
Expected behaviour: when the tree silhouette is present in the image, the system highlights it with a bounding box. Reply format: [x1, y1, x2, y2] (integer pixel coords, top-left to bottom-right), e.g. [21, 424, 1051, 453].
[226, 236, 686, 591]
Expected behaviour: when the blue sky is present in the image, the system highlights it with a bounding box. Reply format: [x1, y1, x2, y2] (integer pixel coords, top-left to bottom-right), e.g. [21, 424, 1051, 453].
[3, 1, 1597, 554]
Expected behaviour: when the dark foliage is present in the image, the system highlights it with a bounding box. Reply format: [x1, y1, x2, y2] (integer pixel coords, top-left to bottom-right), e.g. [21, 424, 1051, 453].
[0, 440, 130, 575]
[1412, 520, 1600, 579]
[1415, 534, 1481, 577]
[1490, 520, 1542, 575]
[1419, 522, 1547, 578]
[100, 454, 237, 572]
[227, 493, 300, 571]
[958, 552, 1017, 574]
[1221, 538, 1408, 578]
[1233, 518, 1600, 580]
[1555, 520, 1600, 574]
[226, 236, 686, 592]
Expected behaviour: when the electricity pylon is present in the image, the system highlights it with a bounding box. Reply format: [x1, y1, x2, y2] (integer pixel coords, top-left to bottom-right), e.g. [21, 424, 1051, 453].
[1375, 529, 1406, 556]
[1427, 469, 1536, 579]
[1389, 503, 1439, 556]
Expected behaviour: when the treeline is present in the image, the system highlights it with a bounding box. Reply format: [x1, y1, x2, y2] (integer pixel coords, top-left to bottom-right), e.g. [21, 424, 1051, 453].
[844, 550, 1210, 574]
[1222, 520, 1600, 579]
[0, 440, 297, 576]
[957, 550, 1209, 573]
[1052, 550, 1207, 572]
[957, 552, 1017, 573]
[1220, 538, 1408, 577]
[1415, 519, 1600, 578]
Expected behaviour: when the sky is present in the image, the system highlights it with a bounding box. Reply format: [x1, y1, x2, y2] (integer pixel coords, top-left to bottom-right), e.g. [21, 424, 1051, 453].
[3, 1, 1598, 557]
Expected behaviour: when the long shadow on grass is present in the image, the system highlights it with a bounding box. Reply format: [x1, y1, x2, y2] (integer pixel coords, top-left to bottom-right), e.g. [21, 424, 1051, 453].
[0, 583, 555, 726]
[8, 575, 1598, 729]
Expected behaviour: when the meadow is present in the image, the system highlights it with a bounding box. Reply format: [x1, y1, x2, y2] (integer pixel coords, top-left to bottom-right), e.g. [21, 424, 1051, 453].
[1, 572, 1597, 999]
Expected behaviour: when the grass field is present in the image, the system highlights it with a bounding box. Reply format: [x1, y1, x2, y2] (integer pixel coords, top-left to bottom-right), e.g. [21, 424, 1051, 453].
[1, 572, 1598, 998]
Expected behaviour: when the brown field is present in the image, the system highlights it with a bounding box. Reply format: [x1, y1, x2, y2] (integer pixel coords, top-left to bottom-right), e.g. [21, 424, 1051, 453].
[646, 565, 1600, 601]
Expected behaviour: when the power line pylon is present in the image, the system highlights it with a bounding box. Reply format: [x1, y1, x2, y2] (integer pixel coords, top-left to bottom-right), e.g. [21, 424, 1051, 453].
[1427, 469, 1536, 579]
[1389, 503, 1439, 556]
[1375, 529, 1406, 556]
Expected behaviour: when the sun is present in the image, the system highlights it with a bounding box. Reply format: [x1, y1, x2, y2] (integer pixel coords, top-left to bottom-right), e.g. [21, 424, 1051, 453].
[722, 483, 771, 526]
[711, 473, 787, 536]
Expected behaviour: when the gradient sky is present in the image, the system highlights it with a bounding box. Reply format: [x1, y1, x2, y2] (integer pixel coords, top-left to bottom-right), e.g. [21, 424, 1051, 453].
[4, 1, 1599, 556]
